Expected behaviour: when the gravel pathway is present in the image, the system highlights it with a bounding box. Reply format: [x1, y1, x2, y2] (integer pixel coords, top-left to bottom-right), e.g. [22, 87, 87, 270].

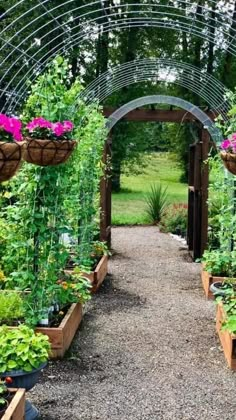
[32, 227, 236, 420]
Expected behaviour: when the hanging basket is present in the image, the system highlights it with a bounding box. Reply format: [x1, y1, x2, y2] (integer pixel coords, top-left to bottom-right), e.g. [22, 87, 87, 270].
[220, 151, 236, 175]
[0, 141, 23, 182]
[22, 138, 76, 167]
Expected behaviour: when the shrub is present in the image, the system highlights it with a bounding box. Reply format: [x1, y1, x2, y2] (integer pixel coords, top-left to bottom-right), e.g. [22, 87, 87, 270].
[0, 291, 24, 325]
[145, 183, 168, 224]
[160, 203, 188, 235]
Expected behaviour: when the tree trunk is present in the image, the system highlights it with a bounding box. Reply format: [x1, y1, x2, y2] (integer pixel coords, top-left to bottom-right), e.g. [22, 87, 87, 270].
[207, 2, 216, 75]
[221, 0, 236, 87]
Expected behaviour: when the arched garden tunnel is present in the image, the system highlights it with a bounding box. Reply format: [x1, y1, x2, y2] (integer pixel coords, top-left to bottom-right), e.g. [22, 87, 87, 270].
[1, 2, 236, 417]
[99, 94, 222, 260]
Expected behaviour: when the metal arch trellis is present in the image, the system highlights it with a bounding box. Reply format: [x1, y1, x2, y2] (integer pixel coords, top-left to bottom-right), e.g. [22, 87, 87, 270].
[1, 1, 236, 113]
[106, 95, 223, 144]
[77, 58, 230, 121]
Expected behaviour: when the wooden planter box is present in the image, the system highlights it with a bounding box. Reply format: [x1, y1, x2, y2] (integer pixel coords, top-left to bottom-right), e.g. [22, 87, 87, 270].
[65, 255, 108, 293]
[216, 303, 236, 370]
[2, 389, 25, 420]
[35, 303, 82, 359]
[201, 267, 225, 299]
[83, 255, 108, 293]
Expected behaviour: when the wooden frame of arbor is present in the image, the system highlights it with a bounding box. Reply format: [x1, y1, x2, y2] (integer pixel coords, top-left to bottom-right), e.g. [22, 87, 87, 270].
[100, 106, 213, 260]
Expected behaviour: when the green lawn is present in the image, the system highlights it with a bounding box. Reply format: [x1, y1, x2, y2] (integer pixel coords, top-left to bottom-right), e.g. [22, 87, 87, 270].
[112, 153, 188, 225]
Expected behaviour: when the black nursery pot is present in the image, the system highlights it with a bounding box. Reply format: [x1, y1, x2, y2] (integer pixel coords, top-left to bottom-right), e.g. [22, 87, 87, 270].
[209, 281, 232, 297]
[1, 362, 47, 391]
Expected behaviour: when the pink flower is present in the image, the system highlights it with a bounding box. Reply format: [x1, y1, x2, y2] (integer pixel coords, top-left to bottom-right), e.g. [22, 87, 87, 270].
[63, 121, 74, 132]
[26, 117, 52, 132]
[0, 114, 22, 141]
[221, 139, 231, 150]
[52, 122, 65, 137]
[13, 131, 23, 142]
[231, 133, 236, 141]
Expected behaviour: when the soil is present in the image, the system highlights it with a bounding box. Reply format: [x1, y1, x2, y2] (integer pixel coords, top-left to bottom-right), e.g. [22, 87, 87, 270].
[30, 227, 236, 420]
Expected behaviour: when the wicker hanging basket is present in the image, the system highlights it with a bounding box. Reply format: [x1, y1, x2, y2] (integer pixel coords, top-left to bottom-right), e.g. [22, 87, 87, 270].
[0, 141, 23, 182]
[220, 151, 236, 175]
[22, 138, 76, 167]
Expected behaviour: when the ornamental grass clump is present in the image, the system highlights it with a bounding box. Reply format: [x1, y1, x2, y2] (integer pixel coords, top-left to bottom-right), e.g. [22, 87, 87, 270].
[145, 183, 169, 224]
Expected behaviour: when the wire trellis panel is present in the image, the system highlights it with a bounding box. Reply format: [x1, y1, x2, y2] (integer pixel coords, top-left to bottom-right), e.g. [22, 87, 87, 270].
[0, 1, 236, 114]
[78, 58, 230, 121]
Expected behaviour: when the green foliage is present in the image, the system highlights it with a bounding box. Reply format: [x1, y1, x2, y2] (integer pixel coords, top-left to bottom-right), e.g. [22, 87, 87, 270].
[0, 57, 107, 325]
[0, 291, 24, 325]
[0, 325, 50, 373]
[202, 249, 236, 277]
[23, 56, 83, 125]
[65, 105, 107, 267]
[112, 152, 187, 225]
[207, 155, 231, 248]
[160, 203, 187, 234]
[221, 298, 236, 335]
[145, 183, 168, 224]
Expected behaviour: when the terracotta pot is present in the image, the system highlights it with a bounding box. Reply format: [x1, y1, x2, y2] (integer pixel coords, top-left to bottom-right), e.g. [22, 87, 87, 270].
[0, 141, 23, 182]
[220, 151, 236, 175]
[22, 138, 76, 166]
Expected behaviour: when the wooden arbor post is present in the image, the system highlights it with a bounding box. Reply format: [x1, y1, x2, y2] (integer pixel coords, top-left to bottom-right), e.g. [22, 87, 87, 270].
[187, 128, 210, 259]
[100, 134, 112, 246]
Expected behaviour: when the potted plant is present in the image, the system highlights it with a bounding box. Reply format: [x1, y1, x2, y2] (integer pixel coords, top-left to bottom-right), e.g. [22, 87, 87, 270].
[220, 134, 236, 175]
[23, 117, 76, 166]
[201, 249, 236, 299]
[0, 114, 23, 182]
[0, 324, 50, 419]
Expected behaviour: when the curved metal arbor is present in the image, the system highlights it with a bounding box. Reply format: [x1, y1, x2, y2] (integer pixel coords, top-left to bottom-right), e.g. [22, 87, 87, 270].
[107, 95, 222, 144]
[79, 58, 230, 121]
[0, 1, 236, 113]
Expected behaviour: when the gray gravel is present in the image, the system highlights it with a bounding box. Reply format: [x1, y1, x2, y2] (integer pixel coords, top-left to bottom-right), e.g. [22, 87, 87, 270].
[31, 227, 236, 420]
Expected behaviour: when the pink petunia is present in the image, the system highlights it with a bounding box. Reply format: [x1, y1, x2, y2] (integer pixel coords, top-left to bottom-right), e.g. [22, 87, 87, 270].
[13, 131, 23, 142]
[221, 139, 231, 150]
[52, 122, 65, 137]
[63, 120, 74, 132]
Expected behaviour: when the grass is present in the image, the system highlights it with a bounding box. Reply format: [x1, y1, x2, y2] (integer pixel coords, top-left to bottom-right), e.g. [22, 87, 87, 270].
[112, 152, 188, 225]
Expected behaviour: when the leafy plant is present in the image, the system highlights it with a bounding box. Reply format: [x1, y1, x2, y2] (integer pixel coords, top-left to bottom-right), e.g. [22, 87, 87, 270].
[0, 291, 24, 325]
[91, 241, 111, 258]
[56, 269, 92, 306]
[216, 291, 236, 335]
[160, 203, 187, 234]
[145, 183, 168, 224]
[202, 249, 236, 277]
[0, 325, 50, 373]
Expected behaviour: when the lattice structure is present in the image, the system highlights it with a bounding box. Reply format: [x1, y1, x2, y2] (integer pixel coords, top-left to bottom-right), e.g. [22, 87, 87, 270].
[0, 1, 236, 115]
[79, 58, 230, 122]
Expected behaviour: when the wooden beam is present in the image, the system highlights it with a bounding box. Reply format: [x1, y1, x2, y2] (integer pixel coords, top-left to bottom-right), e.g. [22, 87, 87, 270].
[103, 107, 217, 123]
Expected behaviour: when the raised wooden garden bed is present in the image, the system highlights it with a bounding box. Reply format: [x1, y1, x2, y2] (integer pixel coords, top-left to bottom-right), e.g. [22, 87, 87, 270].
[65, 254, 108, 293]
[35, 302, 82, 359]
[83, 255, 108, 293]
[1, 389, 25, 420]
[201, 267, 224, 299]
[216, 303, 236, 370]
